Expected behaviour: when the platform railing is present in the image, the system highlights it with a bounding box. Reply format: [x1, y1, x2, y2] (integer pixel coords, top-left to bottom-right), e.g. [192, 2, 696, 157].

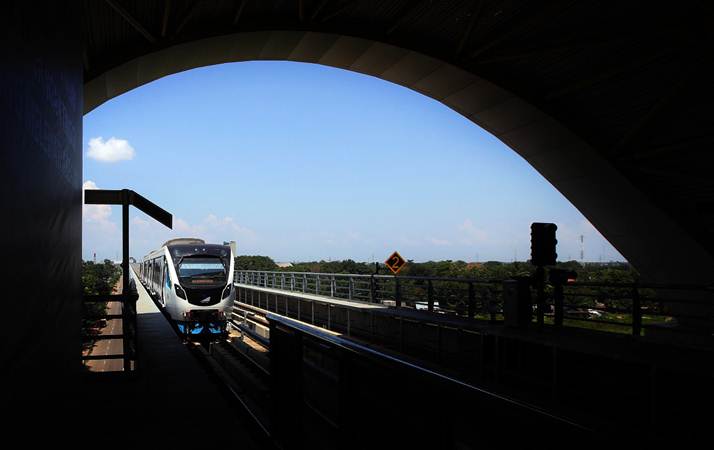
[81, 291, 139, 372]
[235, 270, 714, 339]
[556, 280, 714, 338]
[82, 188, 172, 372]
[235, 270, 504, 321]
[268, 313, 590, 447]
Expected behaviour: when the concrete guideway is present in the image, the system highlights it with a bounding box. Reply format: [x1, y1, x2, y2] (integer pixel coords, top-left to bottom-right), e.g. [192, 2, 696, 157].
[234, 281, 714, 435]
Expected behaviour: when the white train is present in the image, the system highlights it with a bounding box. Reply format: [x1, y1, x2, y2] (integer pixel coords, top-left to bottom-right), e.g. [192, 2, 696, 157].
[139, 238, 235, 337]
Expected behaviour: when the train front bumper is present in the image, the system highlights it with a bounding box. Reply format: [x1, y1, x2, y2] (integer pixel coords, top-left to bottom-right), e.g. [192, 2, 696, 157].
[177, 309, 227, 335]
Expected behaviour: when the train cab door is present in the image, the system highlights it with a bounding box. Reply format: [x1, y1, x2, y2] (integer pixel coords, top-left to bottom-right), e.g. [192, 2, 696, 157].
[161, 259, 170, 307]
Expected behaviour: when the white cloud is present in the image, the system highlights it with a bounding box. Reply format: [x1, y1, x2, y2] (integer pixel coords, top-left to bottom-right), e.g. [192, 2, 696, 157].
[457, 219, 489, 245]
[82, 180, 115, 231]
[82, 181, 120, 260]
[129, 213, 257, 258]
[87, 136, 135, 162]
[132, 216, 150, 227]
[429, 238, 452, 246]
[187, 214, 256, 240]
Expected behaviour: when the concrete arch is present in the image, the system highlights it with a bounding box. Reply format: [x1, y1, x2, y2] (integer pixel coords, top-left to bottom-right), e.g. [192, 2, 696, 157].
[85, 30, 714, 284]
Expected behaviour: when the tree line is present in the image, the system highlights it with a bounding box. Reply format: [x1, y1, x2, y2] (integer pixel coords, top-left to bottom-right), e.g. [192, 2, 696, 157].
[234, 255, 638, 284]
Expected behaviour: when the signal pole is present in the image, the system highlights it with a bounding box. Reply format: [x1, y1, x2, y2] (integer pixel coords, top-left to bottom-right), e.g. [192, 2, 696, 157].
[531, 223, 558, 327]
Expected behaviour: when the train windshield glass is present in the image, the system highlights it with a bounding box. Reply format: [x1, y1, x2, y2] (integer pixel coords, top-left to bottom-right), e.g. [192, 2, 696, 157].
[178, 257, 227, 285]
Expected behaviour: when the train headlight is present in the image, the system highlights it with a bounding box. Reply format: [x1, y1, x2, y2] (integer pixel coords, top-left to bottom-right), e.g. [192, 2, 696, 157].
[175, 284, 187, 299]
[222, 284, 232, 299]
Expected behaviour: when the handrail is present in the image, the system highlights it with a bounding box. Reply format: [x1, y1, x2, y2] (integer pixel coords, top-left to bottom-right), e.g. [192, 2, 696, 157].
[267, 312, 587, 428]
[235, 269, 714, 339]
[236, 269, 504, 284]
[82, 188, 171, 372]
[267, 312, 591, 444]
[81, 291, 139, 372]
[235, 269, 714, 290]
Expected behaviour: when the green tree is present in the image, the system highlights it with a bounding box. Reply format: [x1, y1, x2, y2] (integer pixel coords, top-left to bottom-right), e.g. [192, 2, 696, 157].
[234, 255, 279, 271]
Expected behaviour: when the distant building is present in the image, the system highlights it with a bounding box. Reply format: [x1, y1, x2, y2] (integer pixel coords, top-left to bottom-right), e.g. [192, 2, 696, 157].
[276, 262, 293, 268]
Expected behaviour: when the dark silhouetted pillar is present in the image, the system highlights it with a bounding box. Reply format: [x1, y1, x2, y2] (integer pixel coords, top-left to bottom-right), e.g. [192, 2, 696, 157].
[1, 2, 83, 388]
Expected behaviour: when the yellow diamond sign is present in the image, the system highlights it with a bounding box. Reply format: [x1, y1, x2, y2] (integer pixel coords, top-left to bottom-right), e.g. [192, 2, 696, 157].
[385, 251, 406, 274]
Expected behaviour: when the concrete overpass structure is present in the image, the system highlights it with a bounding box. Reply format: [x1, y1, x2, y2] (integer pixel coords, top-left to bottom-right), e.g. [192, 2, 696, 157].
[79, 0, 714, 287]
[2, 0, 714, 431]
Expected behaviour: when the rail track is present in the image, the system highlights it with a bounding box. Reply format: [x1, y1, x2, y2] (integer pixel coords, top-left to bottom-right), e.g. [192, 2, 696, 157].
[139, 277, 277, 448]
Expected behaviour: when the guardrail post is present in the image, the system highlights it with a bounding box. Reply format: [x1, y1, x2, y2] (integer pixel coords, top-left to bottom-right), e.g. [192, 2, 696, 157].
[121, 190, 131, 372]
[303, 273, 307, 293]
[395, 277, 401, 308]
[554, 281, 564, 327]
[468, 282, 475, 319]
[291, 274, 295, 291]
[370, 275, 376, 303]
[316, 275, 321, 295]
[348, 277, 353, 300]
[632, 285, 642, 337]
[128, 293, 138, 371]
[535, 266, 545, 327]
[427, 280, 434, 312]
[330, 275, 335, 297]
[281, 273, 285, 290]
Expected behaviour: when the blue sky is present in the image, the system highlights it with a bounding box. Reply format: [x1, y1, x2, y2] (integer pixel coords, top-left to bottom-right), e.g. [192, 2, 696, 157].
[82, 61, 624, 263]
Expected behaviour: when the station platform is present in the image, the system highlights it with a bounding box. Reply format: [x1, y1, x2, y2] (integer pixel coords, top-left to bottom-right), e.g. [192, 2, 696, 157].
[9, 270, 264, 449]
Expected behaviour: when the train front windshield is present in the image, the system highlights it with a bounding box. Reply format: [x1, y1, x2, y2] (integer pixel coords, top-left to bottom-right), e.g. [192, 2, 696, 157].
[178, 258, 227, 285]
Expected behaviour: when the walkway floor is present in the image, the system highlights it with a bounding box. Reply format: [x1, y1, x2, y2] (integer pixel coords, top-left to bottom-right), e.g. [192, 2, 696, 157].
[71, 268, 263, 445]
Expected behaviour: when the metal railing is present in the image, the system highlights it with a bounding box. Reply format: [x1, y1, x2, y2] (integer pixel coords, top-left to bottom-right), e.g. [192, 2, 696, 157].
[555, 281, 714, 338]
[81, 188, 171, 372]
[268, 313, 590, 447]
[81, 291, 139, 372]
[235, 270, 504, 321]
[235, 270, 714, 340]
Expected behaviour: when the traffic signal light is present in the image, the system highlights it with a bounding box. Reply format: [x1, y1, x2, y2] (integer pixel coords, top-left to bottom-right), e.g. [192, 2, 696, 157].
[531, 222, 557, 266]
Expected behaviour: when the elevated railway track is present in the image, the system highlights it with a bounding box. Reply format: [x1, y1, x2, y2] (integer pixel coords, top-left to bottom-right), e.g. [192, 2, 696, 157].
[121, 263, 714, 442]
